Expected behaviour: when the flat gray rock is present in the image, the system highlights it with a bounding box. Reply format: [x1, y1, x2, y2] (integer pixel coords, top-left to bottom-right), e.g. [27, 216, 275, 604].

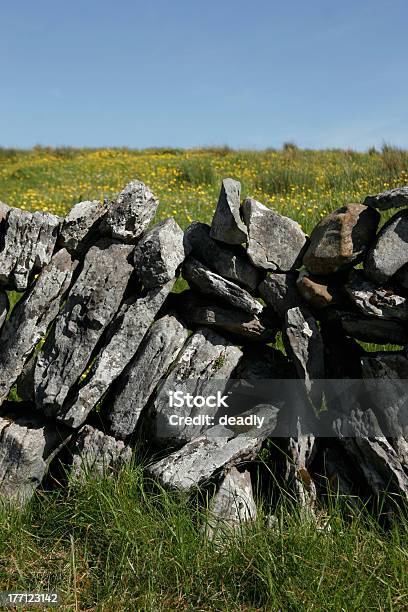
[210, 178, 247, 245]
[150, 327, 243, 445]
[364, 186, 408, 210]
[171, 291, 277, 342]
[345, 270, 408, 320]
[242, 198, 307, 271]
[283, 306, 325, 401]
[102, 180, 158, 243]
[69, 424, 132, 480]
[0, 292, 8, 331]
[303, 204, 379, 275]
[183, 257, 262, 314]
[62, 280, 175, 428]
[323, 309, 408, 345]
[0, 208, 61, 290]
[106, 314, 188, 440]
[364, 210, 408, 283]
[0, 407, 70, 505]
[206, 468, 256, 540]
[184, 222, 261, 292]
[133, 218, 186, 288]
[35, 240, 134, 420]
[258, 271, 300, 318]
[59, 199, 108, 255]
[0, 249, 78, 405]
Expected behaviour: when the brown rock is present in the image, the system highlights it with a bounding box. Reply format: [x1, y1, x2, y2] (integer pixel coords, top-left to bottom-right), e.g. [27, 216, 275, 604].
[296, 272, 340, 309]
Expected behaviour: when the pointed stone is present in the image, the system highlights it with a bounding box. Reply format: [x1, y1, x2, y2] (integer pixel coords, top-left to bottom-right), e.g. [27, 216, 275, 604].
[303, 204, 379, 275]
[242, 198, 307, 271]
[364, 186, 408, 210]
[102, 180, 158, 243]
[364, 210, 408, 283]
[345, 270, 408, 320]
[258, 271, 300, 318]
[210, 178, 247, 245]
[62, 281, 175, 428]
[35, 240, 134, 420]
[133, 218, 186, 288]
[69, 425, 131, 480]
[184, 222, 261, 292]
[183, 257, 262, 314]
[0, 208, 61, 290]
[106, 315, 188, 440]
[0, 249, 78, 405]
[59, 199, 108, 255]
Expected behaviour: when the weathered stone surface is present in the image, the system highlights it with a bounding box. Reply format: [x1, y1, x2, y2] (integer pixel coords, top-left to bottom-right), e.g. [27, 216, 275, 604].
[16, 354, 36, 403]
[345, 270, 408, 320]
[303, 204, 380, 275]
[0, 208, 61, 290]
[183, 257, 262, 314]
[170, 291, 277, 342]
[364, 210, 408, 283]
[364, 186, 408, 210]
[102, 180, 158, 243]
[0, 292, 8, 331]
[150, 328, 243, 445]
[0, 249, 78, 405]
[258, 271, 300, 318]
[58, 280, 175, 429]
[35, 240, 134, 419]
[206, 468, 256, 540]
[148, 407, 278, 491]
[210, 178, 247, 245]
[296, 272, 341, 309]
[107, 315, 188, 440]
[285, 434, 316, 512]
[69, 425, 131, 480]
[283, 306, 325, 401]
[0, 407, 70, 504]
[323, 309, 408, 345]
[184, 222, 261, 292]
[133, 218, 186, 288]
[59, 199, 108, 255]
[242, 198, 307, 271]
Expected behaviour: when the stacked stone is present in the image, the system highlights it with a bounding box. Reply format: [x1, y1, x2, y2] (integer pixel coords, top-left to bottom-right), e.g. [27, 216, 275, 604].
[0, 178, 407, 534]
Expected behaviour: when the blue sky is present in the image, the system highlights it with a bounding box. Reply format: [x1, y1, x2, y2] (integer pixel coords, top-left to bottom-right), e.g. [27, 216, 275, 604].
[0, 0, 407, 149]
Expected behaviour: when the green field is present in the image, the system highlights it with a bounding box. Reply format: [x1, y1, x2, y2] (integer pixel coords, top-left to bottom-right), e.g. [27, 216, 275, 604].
[0, 146, 408, 610]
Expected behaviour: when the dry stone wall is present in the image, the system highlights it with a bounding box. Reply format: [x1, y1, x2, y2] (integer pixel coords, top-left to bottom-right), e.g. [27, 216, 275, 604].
[0, 177, 407, 531]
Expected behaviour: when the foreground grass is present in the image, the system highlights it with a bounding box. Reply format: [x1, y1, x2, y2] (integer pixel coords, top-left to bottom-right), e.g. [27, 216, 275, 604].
[0, 465, 407, 611]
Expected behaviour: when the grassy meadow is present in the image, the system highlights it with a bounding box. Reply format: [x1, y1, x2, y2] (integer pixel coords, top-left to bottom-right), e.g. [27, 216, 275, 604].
[0, 145, 408, 610]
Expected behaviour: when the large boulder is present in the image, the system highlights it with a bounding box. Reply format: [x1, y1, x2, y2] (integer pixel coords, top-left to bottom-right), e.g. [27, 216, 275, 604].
[133, 218, 186, 288]
[35, 240, 134, 420]
[364, 210, 408, 283]
[184, 222, 261, 292]
[303, 204, 380, 275]
[101, 180, 158, 243]
[183, 257, 262, 314]
[242, 198, 307, 271]
[210, 179, 247, 245]
[364, 186, 408, 210]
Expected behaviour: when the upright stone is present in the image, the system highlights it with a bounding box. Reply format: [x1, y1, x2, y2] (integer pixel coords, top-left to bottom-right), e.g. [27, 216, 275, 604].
[242, 198, 307, 271]
[106, 315, 188, 440]
[102, 180, 158, 243]
[35, 240, 134, 420]
[303, 204, 379, 275]
[0, 209, 61, 290]
[183, 257, 262, 314]
[0, 250, 78, 405]
[61, 281, 175, 428]
[133, 218, 186, 288]
[184, 222, 261, 292]
[59, 199, 108, 255]
[69, 425, 132, 480]
[364, 186, 408, 210]
[210, 178, 247, 245]
[364, 210, 408, 283]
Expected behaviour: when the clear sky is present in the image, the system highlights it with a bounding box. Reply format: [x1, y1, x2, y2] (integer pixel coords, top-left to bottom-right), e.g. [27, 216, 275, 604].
[1, 0, 407, 150]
